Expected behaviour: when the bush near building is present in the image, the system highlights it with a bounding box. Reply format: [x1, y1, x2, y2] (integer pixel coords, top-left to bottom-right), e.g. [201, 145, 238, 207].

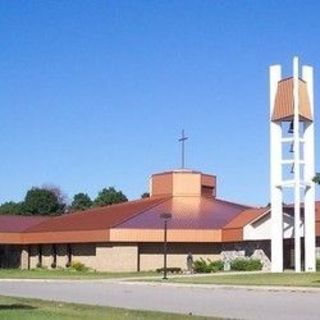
[156, 267, 182, 274]
[230, 258, 262, 271]
[70, 261, 89, 272]
[193, 258, 224, 273]
[316, 259, 320, 271]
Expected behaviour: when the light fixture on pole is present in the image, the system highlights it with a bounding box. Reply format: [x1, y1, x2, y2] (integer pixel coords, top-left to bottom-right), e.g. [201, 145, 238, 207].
[160, 212, 172, 280]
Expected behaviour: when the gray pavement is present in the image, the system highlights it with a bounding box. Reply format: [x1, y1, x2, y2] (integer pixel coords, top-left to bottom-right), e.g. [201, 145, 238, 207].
[0, 279, 319, 319]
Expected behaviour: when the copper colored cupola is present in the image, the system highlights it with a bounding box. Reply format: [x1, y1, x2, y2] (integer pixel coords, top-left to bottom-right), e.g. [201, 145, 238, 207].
[272, 77, 312, 122]
[149, 169, 216, 198]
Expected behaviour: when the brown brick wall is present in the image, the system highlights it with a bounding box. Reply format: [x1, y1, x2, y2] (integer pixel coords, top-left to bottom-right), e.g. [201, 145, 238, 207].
[29, 245, 39, 269]
[139, 243, 221, 271]
[56, 244, 68, 268]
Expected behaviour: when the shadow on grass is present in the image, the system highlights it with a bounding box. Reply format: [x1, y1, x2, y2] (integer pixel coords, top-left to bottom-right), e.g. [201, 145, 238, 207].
[0, 303, 37, 310]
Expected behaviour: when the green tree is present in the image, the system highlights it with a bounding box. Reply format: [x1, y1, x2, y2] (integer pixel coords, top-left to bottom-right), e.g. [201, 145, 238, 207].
[42, 184, 67, 206]
[0, 201, 24, 215]
[71, 193, 92, 211]
[141, 192, 150, 199]
[313, 174, 320, 185]
[23, 187, 65, 216]
[94, 187, 128, 207]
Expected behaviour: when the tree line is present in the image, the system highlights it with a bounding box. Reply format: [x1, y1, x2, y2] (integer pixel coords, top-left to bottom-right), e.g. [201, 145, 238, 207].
[0, 186, 130, 216]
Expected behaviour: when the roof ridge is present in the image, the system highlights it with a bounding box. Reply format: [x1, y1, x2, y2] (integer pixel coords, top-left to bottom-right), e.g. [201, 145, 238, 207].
[212, 197, 254, 209]
[110, 197, 172, 229]
[0, 214, 49, 219]
[67, 196, 159, 216]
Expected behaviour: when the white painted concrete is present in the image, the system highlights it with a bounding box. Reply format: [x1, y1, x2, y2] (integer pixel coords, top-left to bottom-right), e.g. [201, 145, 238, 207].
[302, 65, 316, 272]
[293, 56, 301, 272]
[244, 212, 303, 241]
[269, 57, 316, 272]
[270, 64, 283, 272]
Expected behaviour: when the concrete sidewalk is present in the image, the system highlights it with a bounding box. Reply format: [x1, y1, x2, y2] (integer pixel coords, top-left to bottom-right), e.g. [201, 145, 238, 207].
[0, 270, 265, 283]
[125, 279, 320, 292]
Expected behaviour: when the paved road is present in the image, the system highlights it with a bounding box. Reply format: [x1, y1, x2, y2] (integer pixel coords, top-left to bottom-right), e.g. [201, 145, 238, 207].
[0, 280, 319, 319]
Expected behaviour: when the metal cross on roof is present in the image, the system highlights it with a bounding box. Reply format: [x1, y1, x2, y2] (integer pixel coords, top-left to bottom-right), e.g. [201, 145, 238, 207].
[178, 129, 188, 169]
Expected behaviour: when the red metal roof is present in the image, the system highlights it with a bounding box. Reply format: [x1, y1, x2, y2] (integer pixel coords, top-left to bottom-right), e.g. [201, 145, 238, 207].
[0, 196, 251, 244]
[1, 198, 319, 244]
[20, 196, 250, 234]
[0, 215, 49, 233]
[223, 208, 269, 230]
[24, 197, 169, 233]
[317, 202, 320, 219]
[116, 197, 250, 230]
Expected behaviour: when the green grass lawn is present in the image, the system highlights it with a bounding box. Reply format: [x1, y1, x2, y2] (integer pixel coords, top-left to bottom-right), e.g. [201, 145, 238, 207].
[158, 272, 320, 287]
[0, 268, 158, 280]
[0, 295, 221, 320]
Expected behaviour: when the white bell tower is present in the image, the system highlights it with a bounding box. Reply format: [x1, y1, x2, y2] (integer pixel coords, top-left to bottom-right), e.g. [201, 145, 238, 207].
[270, 57, 316, 272]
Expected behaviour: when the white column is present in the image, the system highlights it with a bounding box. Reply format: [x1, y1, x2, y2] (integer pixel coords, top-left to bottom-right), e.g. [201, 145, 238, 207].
[293, 57, 301, 272]
[302, 65, 316, 272]
[270, 65, 283, 272]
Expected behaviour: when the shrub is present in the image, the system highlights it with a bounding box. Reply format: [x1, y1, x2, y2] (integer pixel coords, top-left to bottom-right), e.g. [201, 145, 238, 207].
[230, 258, 262, 271]
[316, 259, 320, 271]
[193, 258, 211, 273]
[208, 259, 224, 272]
[34, 262, 47, 270]
[51, 262, 57, 269]
[193, 258, 224, 273]
[70, 261, 88, 272]
[156, 267, 182, 274]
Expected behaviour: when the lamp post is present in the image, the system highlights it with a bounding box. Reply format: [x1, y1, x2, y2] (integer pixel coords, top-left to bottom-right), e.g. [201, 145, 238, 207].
[160, 212, 172, 280]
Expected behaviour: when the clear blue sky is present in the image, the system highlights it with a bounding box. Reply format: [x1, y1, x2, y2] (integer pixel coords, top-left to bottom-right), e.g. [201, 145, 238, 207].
[1, 0, 320, 206]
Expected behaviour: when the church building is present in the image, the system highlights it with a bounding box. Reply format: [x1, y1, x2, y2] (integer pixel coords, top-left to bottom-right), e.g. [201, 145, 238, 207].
[0, 57, 319, 272]
[0, 168, 319, 272]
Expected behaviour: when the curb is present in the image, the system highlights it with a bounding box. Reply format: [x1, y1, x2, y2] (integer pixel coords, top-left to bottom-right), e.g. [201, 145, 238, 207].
[123, 280, 320, 293]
